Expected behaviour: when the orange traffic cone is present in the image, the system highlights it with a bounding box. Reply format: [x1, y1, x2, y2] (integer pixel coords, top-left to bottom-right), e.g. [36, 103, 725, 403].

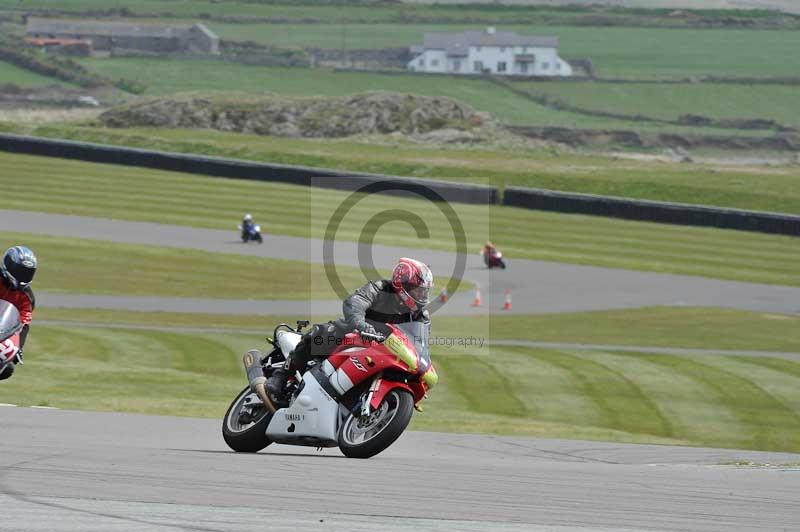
[502, 289, 512, 311]
[471, 284, 482, 307]
[439, 288, 449, 303]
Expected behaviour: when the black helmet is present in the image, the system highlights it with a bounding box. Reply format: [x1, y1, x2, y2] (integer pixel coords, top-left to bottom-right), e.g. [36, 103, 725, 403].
[1, 246, 37, 290]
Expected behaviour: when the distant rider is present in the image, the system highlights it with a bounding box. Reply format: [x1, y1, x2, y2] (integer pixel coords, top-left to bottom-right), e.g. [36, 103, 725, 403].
[0, 246, 37, 381]
[241, 213, 255, 239]
[266, 257, 434, 398]
[481, 240, 497, 257]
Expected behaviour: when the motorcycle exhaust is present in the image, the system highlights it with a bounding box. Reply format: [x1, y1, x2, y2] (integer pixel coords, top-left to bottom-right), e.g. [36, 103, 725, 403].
[243, 350, 276, 413]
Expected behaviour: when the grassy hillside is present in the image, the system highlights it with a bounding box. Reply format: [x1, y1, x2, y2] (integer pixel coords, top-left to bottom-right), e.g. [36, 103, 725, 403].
[17, 125, 800, 214]
[78, 59, 638, 128]
[517, 81, 800, 128]
[3, 151, 798, 286]
[1, 1, 793, 26]
[0, 60, 69, 87]
[208, 23, 800, 78]
[76, 59, 795, 138]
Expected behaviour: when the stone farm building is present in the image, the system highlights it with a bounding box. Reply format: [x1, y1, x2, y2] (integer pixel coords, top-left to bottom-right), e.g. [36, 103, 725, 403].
[408, 27, 571, 77]
[25, 18, 219, 55]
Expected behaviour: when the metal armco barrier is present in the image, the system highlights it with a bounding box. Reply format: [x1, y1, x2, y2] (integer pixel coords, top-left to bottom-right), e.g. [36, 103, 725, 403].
[0, 133, 497, 205]
[503, 187, 800, 236]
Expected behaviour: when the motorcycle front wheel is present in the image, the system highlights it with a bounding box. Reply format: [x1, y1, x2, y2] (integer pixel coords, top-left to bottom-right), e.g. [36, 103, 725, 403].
[222, 386, 273, 452]
[338, 389, 413, 459]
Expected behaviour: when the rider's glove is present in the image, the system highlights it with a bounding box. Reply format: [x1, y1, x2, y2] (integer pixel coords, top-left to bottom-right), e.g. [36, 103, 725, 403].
[355, 321, 377, 337]
[357, 321, 377, 335]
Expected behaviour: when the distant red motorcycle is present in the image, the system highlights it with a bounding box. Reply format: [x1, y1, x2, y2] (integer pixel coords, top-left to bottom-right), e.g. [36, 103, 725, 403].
[223, 320, 438, 458]
[481, 248, 507, 269]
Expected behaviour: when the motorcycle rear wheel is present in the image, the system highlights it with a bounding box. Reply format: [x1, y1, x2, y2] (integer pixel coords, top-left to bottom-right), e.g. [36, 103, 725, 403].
[338, 389, 413, 459]
[222, 386, 273, 452]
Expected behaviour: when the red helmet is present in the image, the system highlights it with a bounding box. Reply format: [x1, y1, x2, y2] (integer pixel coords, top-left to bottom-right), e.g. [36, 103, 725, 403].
[391, 258, 433, 311]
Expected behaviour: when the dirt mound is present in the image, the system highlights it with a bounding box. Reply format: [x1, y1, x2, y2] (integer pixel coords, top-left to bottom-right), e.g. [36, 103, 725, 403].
[99, 92, 485, 138]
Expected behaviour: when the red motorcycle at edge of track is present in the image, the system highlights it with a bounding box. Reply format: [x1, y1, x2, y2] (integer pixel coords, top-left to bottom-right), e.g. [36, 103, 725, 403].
[0, 301, 23, 376]
[222, 320, 438, 459]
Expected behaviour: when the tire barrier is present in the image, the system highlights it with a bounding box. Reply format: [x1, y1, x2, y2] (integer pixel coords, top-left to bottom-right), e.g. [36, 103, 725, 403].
[503, 186, 800, 236]
[0, 133, 497, 205]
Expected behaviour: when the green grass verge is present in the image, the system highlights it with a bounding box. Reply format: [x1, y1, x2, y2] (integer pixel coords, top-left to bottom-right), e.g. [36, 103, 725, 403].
[0, 231, 383, 300]
[2, 322, 798, 451]
[15, 125, 800, 215]
[35, 306, 800, 353]
[4, 150, 799, 286]
[417, 345, 800, 451]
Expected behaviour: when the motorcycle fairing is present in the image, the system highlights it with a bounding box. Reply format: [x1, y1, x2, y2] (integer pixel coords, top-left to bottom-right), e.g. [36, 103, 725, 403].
[265, 370, 340, 447]
[1, 333, 20, 364]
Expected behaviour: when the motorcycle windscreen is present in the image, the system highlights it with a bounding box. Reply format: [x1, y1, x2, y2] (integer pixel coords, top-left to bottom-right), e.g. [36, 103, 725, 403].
[392, 321, 432, 373]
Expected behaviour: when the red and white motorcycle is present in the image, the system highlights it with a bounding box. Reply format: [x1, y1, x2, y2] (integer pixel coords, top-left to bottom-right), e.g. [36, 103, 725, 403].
[0, 301, 23, 378]
[222, 320, 438, 459]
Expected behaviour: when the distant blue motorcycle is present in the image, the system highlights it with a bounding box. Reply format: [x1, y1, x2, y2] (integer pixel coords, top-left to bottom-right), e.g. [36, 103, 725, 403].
[238, 223, 263, 244]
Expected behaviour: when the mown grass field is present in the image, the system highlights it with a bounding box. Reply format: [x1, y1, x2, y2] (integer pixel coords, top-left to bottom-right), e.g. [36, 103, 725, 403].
[35, 306, 800, 353]
[1, 317, 797, 451]
[0, 231, 387, 300]
[514, 81, 800, 128]
[0, 60, 70, 87]
[17, 125, 800, 214]
[3, 151, 798, 286]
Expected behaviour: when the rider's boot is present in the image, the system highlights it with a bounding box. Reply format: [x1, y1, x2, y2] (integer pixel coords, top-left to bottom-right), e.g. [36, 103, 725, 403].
[266, 352, 304, 399]
[266, 327, 319, 398]
[266, 365, 290, 398]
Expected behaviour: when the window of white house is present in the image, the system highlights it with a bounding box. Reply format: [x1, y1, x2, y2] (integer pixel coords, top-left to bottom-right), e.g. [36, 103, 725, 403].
[555, 62, 561, 70]
[520, 62, 528, 74]
[500, 46, 505, 52]
[418, 58, 424, 67]
[522, 46, 528, 53]
[476, 46, 481, 52]
[453, 59, 461, 71]
[497, 61, 507, 73]
[473, 61, 483, 72]
[431, 59, 439, 66]
[542, 62, 550, 70]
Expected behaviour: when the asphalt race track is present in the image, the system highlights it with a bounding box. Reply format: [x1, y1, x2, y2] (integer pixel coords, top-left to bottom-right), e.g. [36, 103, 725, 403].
[3, 209, 800, 316]
[3, 208, 800, 531]
[1, 407, 799, 532]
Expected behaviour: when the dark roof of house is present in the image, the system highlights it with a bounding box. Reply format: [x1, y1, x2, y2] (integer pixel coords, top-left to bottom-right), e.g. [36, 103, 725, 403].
[25, 18, 217, 40]
[419, 30, 558, 55]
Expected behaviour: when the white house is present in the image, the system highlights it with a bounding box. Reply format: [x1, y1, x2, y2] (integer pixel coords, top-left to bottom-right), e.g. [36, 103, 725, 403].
[408, 27, 572, 77]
